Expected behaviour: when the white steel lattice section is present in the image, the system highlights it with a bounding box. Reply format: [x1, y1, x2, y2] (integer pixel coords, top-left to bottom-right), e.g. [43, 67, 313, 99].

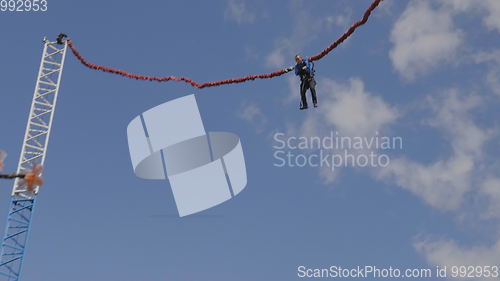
[12, 39, 67, 197]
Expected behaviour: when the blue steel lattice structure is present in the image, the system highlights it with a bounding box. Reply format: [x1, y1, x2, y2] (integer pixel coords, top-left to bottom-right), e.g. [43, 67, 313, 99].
[0, 37, 67, 281]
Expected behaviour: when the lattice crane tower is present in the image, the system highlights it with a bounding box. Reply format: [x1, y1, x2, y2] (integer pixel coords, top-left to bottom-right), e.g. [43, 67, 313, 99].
[0, 36, 67, 281]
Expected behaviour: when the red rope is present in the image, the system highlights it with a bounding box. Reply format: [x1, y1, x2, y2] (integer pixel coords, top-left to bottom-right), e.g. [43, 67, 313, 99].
[67, 0, 383, 89]
[308, 0, 383, 62]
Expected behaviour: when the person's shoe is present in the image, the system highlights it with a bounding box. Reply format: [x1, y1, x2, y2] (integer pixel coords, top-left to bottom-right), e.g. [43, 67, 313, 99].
[299, 105, 308, 110]
[313, 103, 318, 108]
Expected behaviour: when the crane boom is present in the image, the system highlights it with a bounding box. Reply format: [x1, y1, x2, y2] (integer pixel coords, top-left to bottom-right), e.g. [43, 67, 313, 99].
[0, 37, 67, 281]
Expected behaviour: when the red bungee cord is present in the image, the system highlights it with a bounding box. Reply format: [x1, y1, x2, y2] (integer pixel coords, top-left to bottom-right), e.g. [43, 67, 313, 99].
[67, 0, 383, 89]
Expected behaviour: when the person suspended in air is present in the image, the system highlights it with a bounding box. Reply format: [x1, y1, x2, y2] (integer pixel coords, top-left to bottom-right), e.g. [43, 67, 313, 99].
[0, 150, 44, 193]
[294, 54, 317, 110]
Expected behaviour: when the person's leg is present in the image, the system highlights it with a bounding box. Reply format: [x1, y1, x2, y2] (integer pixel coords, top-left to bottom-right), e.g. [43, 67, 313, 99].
[300, 82, 308, 108]
[307, 79, 317, 106]
[310, 85, 318, 106]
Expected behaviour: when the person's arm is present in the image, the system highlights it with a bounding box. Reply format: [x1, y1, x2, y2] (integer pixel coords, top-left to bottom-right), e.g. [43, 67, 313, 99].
[294, 64, 299, 75]
[305, 61, 311, 73]
[0, 173, 24, 179]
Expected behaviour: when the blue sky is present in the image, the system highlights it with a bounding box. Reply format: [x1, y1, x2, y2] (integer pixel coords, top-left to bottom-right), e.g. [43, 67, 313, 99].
[0, 0, 499, 280]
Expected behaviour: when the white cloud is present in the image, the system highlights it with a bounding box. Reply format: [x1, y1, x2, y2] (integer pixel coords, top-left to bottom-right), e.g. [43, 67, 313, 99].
[265, 48, 286, 68]
[482, 0, 500, 33]
[438, 0, 474, 12]
[224, 0, 256, 25]
[291, 77, 397, 183]
[380, 156, 473, 210]
[472, 49, 500, 96]
[291, 77, 398, 142]
[480, 177, 500, 219]
[324, 8, 352, 30]
[318, 78, 398, 136]
[473, 49, 500, 65]
[317, 165, 339, 184]
[415, 238, 500, 273]
[389, 0, 500, 85]
[285, 75, 300, 104]
[389, 0, 463, 80]
[237, 102, 267, 133]
[364, 56, 498, 268]
[440, 0, 500, 33]
[486, 68, 500, 96]
[377, 0, 397, 17]
[264, 0, 336, 70]
[377, 90, 490, 211]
